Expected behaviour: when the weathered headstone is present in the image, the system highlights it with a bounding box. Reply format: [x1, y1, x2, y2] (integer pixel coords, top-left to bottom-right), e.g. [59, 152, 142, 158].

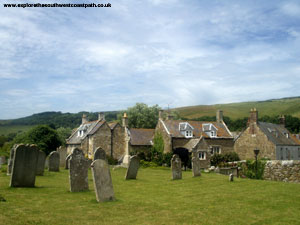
[36, 150, 46, 176]
[7, 144, 17, 175]
[10, 144, 39, 187]
[171, 154, 182, 180]
[91, 159, 115, 202]
[94, 147, 106, 161]
[65, 154, 71, 169]
[229, 173, 234, 182]
[125, 155, 140, 180]
[192, 156, 201, 177]
[69, 148, 89, 192]
[49, 151, 60, 172]
[57, 146, 67, 167]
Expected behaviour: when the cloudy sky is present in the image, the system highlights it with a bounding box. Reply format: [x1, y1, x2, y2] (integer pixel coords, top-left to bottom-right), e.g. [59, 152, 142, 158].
[1, 0, 300, 119]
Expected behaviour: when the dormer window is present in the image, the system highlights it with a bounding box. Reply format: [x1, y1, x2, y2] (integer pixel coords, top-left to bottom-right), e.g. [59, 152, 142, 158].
[179, 122, 194, 138]
[202, 123, 218, 138]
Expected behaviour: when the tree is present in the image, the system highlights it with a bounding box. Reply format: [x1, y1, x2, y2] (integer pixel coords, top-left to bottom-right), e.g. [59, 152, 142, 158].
[13, 125, 62, 155]
[56, 127, 72, 146]
[119, 103, 161, 128]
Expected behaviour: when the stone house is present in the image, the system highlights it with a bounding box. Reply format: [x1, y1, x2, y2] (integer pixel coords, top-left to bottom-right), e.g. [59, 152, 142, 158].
[155, 110, 234, 168]
[234, 109, 300, 160]
[128, 128, 155, 155]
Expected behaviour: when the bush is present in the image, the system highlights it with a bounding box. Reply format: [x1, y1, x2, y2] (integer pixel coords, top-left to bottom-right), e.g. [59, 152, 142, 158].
[140, 160, 159, 168]
[241, 160, 266, 180]
[106, 155, 118, 165]
[210, 152, 240, 167]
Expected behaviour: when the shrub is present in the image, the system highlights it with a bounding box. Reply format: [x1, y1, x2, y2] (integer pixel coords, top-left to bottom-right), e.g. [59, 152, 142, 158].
[106, 155, 118, 165]
[240, 160, 266, 179]
[211, 152, 240, 167]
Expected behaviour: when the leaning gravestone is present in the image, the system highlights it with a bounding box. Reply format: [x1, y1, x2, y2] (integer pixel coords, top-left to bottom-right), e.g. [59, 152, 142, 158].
[94, 147, 106, 161]
[171, 154, 182, 180]
[65, 154, 71, 169]
[10, 144, 39, 187]
[57, 146, 67, 168]
[7, 144, 17, 175]
[192, 156, 201, 177]
[36, 150, 46, 176]
[229, 173, 234, 182]
[91, 159, 115, 202]
[69, 148, 89, 192]
[125, 155, 140, 180]
[49, 151, 60, 172]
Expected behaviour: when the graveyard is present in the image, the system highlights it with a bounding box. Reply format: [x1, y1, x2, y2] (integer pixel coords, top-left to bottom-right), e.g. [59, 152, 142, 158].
[1, 165, 300, 225]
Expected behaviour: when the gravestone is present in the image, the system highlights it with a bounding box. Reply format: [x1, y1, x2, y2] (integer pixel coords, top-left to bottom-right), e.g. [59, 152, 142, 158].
[229, 173, 234, 182]
[36, 150, 46, 176]
[57, 146, 67, 167]
[65, 154, 71, 169]
[91, 159, 115, 202]
[192, 156, 201, 177]
[94, 147, 106, 161]
[0, 156, 6, 165]
[7, 144, 17, 175]
[171, 154, 182, 180]
[69, 148, 89, 192]
[49, 151, 60, 172]
[10, 144, 39, 187]
[125, 155, 140, 180]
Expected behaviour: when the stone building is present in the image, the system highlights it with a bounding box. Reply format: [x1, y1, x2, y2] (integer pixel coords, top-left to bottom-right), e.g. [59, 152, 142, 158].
[155, 110, 234, 168]
[128, 128, 155, 154]
[234, 109, 300, 160]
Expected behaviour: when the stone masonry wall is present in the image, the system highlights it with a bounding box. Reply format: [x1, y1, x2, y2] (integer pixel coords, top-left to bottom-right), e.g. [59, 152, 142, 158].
[264, 160, 300, 183]
[204, 138, 234, 155]
[234, 125, 276, 160]
[112, 125, 126, 160]
[155, 120, 172, 154]
[90, 124, 111, 159]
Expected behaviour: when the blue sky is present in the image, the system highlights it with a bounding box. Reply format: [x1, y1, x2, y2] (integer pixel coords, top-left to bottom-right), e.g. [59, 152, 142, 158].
[1, 0, 300, 119]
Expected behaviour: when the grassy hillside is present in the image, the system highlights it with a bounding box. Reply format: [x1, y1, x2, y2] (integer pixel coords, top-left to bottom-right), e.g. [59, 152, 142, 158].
[0, 125, 34, 136]
[175, 97, 300, 120]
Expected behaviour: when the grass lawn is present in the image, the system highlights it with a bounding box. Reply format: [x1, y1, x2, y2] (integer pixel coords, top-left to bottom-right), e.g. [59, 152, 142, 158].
[0, 166, 300, 225]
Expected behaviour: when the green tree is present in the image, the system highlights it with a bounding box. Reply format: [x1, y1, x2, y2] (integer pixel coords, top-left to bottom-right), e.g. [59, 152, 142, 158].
[13, 125, 62, 155]
[119, 103, 161, 128]
[56, 127, 72, 146]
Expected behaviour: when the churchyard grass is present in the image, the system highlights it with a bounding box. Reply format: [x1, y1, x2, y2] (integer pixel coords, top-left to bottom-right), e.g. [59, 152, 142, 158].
[1, 167, 300, 225]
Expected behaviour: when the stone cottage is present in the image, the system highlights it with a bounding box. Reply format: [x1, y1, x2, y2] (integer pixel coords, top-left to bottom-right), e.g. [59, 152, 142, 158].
[234, 108, 300, 160]
[155, 110, 234, 168]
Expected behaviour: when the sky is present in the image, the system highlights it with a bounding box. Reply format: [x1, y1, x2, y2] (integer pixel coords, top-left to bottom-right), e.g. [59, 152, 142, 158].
[1, 0, 300, 119]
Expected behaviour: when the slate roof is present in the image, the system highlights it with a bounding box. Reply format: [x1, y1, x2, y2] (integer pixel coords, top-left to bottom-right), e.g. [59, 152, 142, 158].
[161, 120, 232, 138]
[129, 128, 155, 146]
[258, 122, 300, 146]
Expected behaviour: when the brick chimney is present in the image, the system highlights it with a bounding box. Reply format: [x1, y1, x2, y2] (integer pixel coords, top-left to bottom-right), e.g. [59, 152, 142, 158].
[98, 112, 105, 121]
[122, 112, 128, 127]
[82, 114, 88, 124]
[249, 108, 258, 124]
[167, 112, 174, 120]
[279, 115, 285, 127]
[216, 110, 223, 123]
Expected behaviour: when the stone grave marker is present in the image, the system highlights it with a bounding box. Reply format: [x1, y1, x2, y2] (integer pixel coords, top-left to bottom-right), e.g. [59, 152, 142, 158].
[36, 150, 46, 176]
[192, 156, 201, 177]
[10, 144, 39, 187]
[229, 173, 234, 182]
[94, 147, 106, 161]
[125, 155, 140, 180]
[57, 146, 67, 168]
[7, 144, 17, 175]
[49, 151, 60, 172]
[91, 159, 115, 202]
[65, 154, 71, 169]
[171, 154, 182, 180]
[69, 148, 89, 192]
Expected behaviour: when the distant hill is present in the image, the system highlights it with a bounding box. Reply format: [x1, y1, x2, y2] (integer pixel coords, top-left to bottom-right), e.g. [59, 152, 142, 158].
[175, 97, 300, 120]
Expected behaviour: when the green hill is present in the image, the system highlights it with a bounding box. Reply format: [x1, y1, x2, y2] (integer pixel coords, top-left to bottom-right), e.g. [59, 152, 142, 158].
[175, 97, 300, 120]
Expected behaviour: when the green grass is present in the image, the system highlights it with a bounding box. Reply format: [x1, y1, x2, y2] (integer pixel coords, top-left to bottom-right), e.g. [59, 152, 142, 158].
[0, 125, 34, 136]
[1, 167, 300, 225]
[175, 97, 300, 119]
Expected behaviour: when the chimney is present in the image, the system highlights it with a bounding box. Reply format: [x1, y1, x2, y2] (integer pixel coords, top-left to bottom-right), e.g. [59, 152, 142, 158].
[249, 108, 258, 124]
[82, 114, 88, 124]
[122, 112, 128, 127]
[159, 110, 163, 119]
[167, 112, 174, 120]
[98, 112, 105, 121]
[279, 115, 285, 127]
[216, 110, 223, 123]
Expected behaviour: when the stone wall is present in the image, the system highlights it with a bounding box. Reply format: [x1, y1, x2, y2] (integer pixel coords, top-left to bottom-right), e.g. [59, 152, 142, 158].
[263, 160, 300, 183]
[192, 138, 211, 169]
[112, 124, 126, 160]
[173, 138, 196, 151]
[155, 120, 172, 153]
[234, 125, 276, 160]
[205, 138, 234, 155]
[90, 123, 112, 158]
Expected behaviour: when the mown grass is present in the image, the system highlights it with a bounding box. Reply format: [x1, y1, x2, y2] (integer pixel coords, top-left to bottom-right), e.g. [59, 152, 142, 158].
[176, 97, 300, 119]
[0, 166, 300, 225]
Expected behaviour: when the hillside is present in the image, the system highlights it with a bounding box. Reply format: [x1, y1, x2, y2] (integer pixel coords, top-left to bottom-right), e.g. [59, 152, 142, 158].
[175, 97, 300, 120]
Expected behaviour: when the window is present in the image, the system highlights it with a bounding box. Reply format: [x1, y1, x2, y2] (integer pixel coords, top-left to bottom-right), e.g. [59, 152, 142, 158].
[280, 148, 283, 160]
[211, 131, 216, 137]
[185, 130, 193, 138]
[210, 146, 220, 155]
[286, 148, 290, 160]
[198, 151, 206, 160]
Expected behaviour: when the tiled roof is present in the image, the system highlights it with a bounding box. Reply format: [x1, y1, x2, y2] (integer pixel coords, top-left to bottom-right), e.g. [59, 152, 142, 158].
[129, 128, 155, 146]
[259, 122, 300, 146]
[108, 122, 118, 129]
[161, 120, 232, 138]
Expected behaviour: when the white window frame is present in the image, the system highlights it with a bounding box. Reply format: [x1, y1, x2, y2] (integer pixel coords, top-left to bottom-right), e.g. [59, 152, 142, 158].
[198, 151, 206, 160]
[185, 130, 193, 138]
